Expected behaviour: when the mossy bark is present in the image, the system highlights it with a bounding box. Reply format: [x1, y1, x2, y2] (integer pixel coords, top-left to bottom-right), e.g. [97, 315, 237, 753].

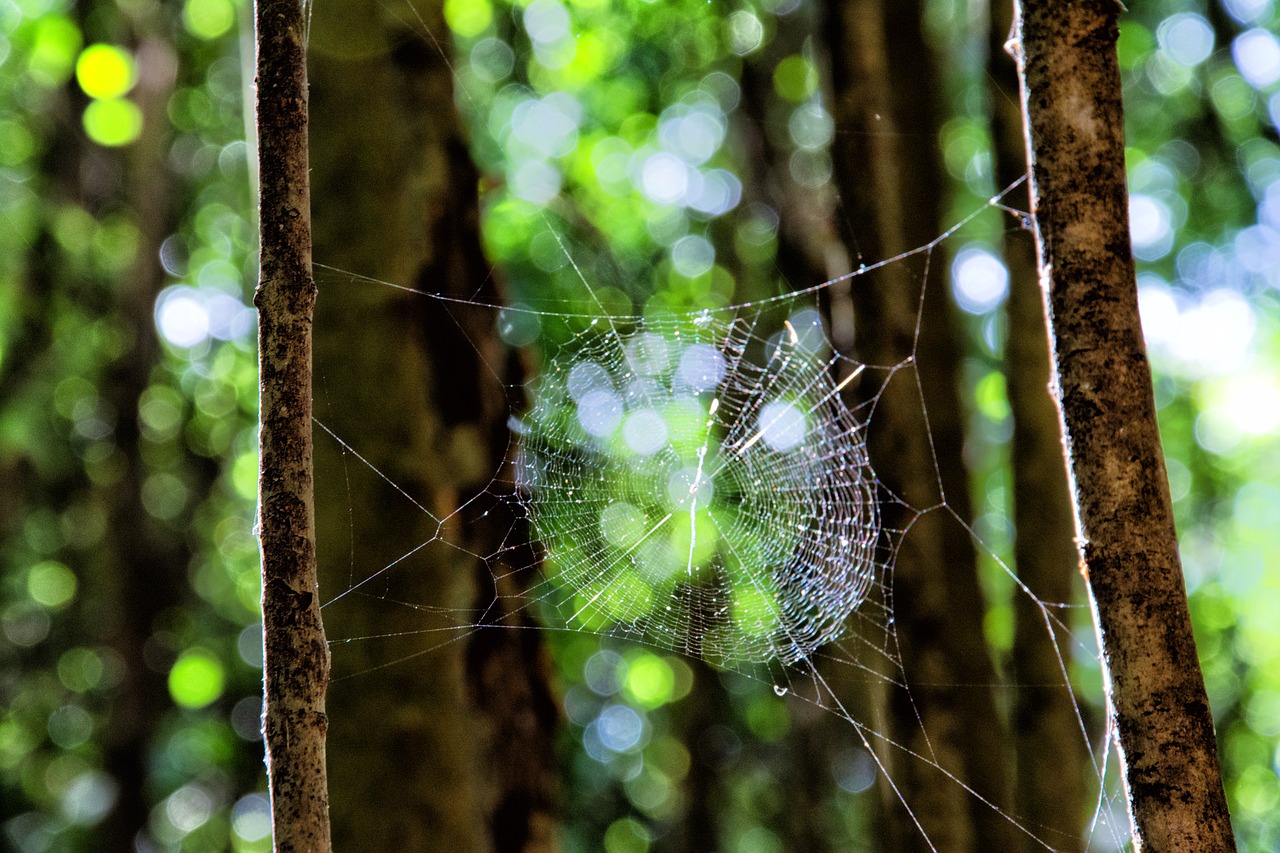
[254, 1, 332, 850]
[1012, 2, 1235, 849]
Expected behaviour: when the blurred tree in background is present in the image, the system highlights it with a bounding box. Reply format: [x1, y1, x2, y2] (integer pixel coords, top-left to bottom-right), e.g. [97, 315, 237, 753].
[1, 0, 1278, 851]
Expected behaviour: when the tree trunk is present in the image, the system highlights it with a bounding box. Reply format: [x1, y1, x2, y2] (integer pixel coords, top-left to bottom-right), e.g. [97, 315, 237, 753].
[254, 1, 332, 849]
[1011, 2, 1235, 850]
[307, 2, 558, 849]
[824, 1, 1017, 849]
[989, 1, 1089, 848]
[96, 25, 208, 851]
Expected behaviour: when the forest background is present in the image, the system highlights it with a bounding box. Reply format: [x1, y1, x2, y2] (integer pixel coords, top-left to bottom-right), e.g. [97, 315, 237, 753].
[1, 0, 1279, 851]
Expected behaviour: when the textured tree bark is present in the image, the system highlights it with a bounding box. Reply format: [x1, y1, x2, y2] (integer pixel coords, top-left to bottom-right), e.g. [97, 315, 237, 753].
[1012, 2, 1235, 850]
[824, 2, 1016, 850]
[307, 1, 559, 850]
[254, 1, 333, 850]
[988, 0, 1089, 847]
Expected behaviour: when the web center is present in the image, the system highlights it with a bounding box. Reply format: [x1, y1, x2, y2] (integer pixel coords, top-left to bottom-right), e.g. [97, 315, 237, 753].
[667, 466, 715, 511]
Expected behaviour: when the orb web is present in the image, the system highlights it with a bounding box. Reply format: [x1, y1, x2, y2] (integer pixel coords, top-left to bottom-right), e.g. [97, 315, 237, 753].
[513, 308, 878, 666]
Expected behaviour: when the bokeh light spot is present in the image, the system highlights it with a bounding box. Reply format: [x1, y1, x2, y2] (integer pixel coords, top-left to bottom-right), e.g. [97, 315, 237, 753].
[83, 98, 143, 147]
[604, 817, 652, 853]
[1234, 28, 1280, 89]
[727, 11, 764, 56]
[156, 286, 211, 347]
[596, 704, 645, 752]
[28, 16, 84, 87]
[168, 649, 226, 709]
[577, 388, 623, 436]
[600, 502, 648, 548]
[445, 0, 493, 38]
[623, 653, 675, 708]
[232, 794, 272, 842]
[28, 561, 78, 609]
[773, 55, 818, 102]
[951, 246, 1009, 314]
[47, 705, 94, 749]
[671, 234, 715, 278]
[623, 408, 669, 455]
[677, 343, 725, 392]
[183, 0, 237, 40]
[757, 401, 806, 452]
[76, 44, 135, 99]
[1157, 14, 1214, 67]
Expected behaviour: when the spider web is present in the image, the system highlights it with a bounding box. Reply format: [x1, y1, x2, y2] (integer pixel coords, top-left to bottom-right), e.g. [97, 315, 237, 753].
[300, 1, 1136, 848]
[311, 188, 1134, 852]
[511, 305, 877, 668]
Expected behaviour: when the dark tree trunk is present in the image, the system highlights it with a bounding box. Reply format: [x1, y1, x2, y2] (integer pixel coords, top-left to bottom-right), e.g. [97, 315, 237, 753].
[823, 1, 1017, 849]
[1012, 2, 1235, 849]
[254, 0, 332, 849]
[96, 26, 198, 852]
[307, 1, 558, 849]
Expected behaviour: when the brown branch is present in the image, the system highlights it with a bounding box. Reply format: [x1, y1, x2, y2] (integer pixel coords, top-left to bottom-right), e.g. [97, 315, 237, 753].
[1011, 2, 1234, 849]
[254, 1, 332, 850]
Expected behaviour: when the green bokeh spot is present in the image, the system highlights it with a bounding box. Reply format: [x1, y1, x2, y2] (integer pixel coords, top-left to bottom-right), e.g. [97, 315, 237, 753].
[28, 561, 78, 609]
[27, 16, 84, 87]
[1116, 22, 1154, 71]
[83, 98, 143, 147]
[169, 649, 226, 709]
[623, 653, 675, 708]
[773, 55, 817, 103]
[733, 585, 779, 637]
[76, 44, 136, 99]
[604, 818, 651, 853]
[984, 602, 1013, 653]
[58, 647, 105, 692]
[974, 371, 1010, 421]
[745, 695, 790, 741]
[183, 0, 237, 40]
[444, 0, 493, 38]
[0, 120, 36, 168]
[231, 449, 259, 500]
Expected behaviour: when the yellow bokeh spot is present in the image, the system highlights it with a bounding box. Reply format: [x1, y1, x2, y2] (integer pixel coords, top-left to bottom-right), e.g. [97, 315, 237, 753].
[83, 98, 143, 147]
[75, 44, 136, 99]
[444, 0, 493, 38]
[183, 0, 237, 40]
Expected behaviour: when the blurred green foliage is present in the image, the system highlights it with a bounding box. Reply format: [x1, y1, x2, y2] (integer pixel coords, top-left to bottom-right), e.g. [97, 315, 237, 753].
[1, 0, 265, 850]
[0, 0, 1278, 850]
